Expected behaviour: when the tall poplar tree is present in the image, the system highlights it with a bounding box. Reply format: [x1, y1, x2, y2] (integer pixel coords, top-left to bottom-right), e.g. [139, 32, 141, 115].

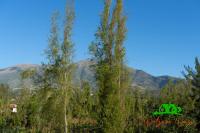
[59, 0, 75, 132]
[89, 0, 128, 132]
[43, 11, 60, 89]
[41, 0, 75, 132]
[39, 11, 62, 131]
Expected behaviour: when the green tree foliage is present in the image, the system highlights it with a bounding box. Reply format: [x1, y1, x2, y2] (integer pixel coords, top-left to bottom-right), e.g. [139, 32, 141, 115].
[22, 0, 75, 131]
[160, 81, 194, 112]
[60, 0, 75, 132]
[69, 81, 97, 127]
[0, 84, 11, 101]
[159, 81, 197, 132]
[37, 11, 63, 132]
[1, 0, 199, 132]
[124, 88, 148, 133]
[89, 0, 129, 132]
[0, 84, 11, 129]
[42, 11, 60, 89]
[184, 57, 200, 130]
[40, 0, 75, 132]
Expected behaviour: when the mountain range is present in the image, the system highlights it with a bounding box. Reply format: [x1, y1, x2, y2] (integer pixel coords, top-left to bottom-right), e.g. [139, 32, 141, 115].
[0, 60, 180, 90]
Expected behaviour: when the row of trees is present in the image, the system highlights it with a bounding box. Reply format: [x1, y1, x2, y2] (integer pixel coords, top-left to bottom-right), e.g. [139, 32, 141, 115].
[0, 0, 200, 132]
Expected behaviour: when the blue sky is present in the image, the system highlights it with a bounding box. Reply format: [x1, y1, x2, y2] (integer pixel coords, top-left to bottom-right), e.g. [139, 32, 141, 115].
[0, 0, 200, 77]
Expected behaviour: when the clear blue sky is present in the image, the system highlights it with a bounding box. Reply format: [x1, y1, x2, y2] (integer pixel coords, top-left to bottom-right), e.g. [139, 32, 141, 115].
[0, 0, 200, 77]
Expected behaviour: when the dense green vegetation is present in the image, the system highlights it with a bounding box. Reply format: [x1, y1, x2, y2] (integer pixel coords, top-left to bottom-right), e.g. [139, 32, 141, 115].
[0, 0, 199, 132]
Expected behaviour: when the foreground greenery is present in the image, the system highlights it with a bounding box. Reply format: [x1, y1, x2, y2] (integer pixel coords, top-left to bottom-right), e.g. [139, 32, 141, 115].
[0, 0, 200, 132]
[1, 75, 199, 132]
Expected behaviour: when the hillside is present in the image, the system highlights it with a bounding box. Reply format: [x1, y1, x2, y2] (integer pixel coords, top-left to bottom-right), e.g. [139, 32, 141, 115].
[0, 60, 180, 90]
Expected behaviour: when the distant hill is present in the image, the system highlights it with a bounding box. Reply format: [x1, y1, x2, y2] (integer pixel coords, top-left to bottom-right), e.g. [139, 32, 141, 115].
[75, 60, 181, 90]
[0, 61, 181, 90]
[0, 64, 39, 89]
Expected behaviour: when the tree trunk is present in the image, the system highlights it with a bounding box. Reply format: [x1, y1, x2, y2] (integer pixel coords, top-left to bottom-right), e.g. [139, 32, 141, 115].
[64, 72, 68, 133]
[64, 105, 68, 133]
[63, 88, 68, 133]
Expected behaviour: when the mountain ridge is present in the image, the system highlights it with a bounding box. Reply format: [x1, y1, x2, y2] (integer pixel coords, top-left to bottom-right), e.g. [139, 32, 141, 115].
[0, 60, 181, 90]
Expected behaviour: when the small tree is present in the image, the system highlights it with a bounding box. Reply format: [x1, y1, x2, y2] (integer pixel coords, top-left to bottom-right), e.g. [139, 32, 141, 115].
[184, 57, 200, 130]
